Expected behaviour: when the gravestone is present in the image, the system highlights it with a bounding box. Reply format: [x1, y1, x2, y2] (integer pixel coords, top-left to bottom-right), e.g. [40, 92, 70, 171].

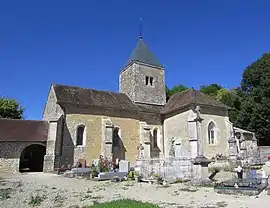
[119, 160, 130, 173]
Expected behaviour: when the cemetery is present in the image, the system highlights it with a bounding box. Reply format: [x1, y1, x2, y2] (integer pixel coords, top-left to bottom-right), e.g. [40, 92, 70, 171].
[54, 105, 270, 198]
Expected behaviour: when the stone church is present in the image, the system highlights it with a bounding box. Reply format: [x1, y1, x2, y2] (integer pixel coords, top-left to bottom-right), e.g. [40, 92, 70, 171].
[0, 35, 257, 173]
[42, 35, 237, 172]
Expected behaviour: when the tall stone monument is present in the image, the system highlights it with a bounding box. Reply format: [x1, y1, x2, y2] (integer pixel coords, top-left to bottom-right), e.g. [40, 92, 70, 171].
[192, 106, 212, 184]
[228, 130, 238, 160]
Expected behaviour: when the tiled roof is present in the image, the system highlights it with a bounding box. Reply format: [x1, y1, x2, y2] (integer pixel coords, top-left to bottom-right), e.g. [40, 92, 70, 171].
[161, 89, 229, 114]
[53, 85, 228, 116]
[53, 84, 142, 112]
[0, 119, 49, 142]
[126, 37, 163, 68]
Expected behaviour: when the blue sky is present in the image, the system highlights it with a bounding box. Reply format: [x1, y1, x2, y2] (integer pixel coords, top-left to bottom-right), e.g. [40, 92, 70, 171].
[1, 1, 270, 120]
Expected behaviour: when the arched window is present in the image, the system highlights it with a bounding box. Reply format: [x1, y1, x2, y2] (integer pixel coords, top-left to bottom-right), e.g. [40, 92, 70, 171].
[208, 122, 216, 145]
[153, 129, 158, 148]
[113, 127, 120, 147]
[76, 125, 85, 146]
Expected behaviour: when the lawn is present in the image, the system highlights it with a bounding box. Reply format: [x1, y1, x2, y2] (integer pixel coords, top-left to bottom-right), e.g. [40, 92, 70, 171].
[88, 199, 160, 208]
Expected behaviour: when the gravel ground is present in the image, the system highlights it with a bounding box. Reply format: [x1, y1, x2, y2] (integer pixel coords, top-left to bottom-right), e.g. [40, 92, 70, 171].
[0, 172, 269, 208]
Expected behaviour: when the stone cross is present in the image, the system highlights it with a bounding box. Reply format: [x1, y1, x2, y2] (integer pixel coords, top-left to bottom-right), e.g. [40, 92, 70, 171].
[194, 106, 204, 158]
[195, 106, 203, 122]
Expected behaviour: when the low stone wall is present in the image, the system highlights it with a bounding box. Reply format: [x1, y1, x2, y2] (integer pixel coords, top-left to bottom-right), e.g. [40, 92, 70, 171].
[136, 157, 193, 183]
[0, 158, 20, 172]
[208, 159, 233, 172]
[259, 146, 270, 161]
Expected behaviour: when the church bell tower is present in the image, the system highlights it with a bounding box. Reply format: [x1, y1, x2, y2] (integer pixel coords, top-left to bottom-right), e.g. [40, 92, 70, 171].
[119, 34, 166, 106]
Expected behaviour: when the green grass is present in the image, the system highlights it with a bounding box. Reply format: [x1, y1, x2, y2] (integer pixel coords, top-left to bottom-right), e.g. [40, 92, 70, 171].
[88, 199, 160, 208]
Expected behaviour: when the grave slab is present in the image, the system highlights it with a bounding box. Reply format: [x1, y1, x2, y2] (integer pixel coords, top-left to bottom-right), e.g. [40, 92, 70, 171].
[97, 171, 128, 180]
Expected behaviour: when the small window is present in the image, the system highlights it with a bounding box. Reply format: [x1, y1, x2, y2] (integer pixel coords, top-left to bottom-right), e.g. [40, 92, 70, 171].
[153, 129, 158, 148]
[113, 127, 120, 147]
[145, 76, 149, 85]
[149, 77, 153, 86]
[76, 125, 85, 146]
[208, 122, 216, 145]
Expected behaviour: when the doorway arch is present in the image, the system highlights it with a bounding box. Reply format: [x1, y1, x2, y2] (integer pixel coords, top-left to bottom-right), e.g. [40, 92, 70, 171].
[19, 144, 46, 172]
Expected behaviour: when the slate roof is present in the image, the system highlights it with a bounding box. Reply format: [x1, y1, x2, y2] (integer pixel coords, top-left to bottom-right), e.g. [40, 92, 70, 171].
[0, 119, 49, 142]
[53, 84, 142, 112]
[127, 37, 163, 68]
[161, 89, 229, 114]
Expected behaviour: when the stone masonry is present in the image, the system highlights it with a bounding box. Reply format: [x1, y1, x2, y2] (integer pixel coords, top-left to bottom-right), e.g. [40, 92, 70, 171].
[120, 62, 166, 106]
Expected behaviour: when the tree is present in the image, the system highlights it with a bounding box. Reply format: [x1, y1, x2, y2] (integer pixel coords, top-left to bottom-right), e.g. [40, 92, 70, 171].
[0, 97, 24, 119]
[234, 53, 270, 144]
[166, 84, 188, 101]
[215, 88, 241, 123]
[200, 84, 222, 98]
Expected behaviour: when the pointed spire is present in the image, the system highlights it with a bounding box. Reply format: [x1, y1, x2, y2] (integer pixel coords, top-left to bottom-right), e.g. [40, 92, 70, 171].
[139, 18, 143, 39]
[125, 20, 163, 68]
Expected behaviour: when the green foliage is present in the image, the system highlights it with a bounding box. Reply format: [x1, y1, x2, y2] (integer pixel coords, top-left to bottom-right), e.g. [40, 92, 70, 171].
[28, 195, 46, 206]
[215, 88, 241, 123]
[169, 84, 188, 95]
[165, 84, 188, 101]
[234, 53, 270, 144]
[200, 84, 222, 98]
[88, 199, 159, 208]
[0, 97, 24, 119]
[128, 171, 135, 179]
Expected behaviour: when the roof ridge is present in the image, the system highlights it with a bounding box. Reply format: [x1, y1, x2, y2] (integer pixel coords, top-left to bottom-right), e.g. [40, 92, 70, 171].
[168, 88, 191, 100]
[53, 84, 128, 96]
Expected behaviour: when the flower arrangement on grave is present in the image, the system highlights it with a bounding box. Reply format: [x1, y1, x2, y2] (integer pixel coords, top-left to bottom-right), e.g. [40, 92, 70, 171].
[98, 155, 112, 172]
[91, 166, 99, 178]
[128, 167, 135, 179]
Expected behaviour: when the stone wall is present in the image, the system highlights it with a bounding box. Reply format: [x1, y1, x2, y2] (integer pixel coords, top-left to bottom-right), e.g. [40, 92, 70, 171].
[42, 85, 63, 121]
[120, 62, 166, 106]
[0, 141, 46, 172]
[259, 146, 270, 160]
[61, 106, 142, 166]
[164, 109, 192, 157]
[200, 107, 230, 158]
[163, 106, 230, 159]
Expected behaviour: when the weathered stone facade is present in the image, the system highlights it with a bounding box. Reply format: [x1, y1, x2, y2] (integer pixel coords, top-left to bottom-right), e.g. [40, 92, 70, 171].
[40, 36, 241, 171]
[163, 106, 230, 159]
[0, 141, 46, 172]
[0, 35, 259, 174]
[120, 62, 166, 106]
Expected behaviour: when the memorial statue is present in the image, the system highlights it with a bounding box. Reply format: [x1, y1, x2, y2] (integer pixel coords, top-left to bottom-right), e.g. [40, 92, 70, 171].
[137, 143, 144, 159]
[169, 137, 175, 157]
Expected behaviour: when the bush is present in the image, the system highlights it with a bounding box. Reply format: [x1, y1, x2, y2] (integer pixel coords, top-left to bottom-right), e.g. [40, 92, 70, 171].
[128, 171, 135, 179]
[88, 199, 160, 208]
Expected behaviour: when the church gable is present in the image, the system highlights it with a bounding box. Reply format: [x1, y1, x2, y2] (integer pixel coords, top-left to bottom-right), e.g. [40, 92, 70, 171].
[42, 85, 64, 121]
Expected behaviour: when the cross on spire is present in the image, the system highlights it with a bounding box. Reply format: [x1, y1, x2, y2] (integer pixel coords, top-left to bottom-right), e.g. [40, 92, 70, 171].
[139, 18, 143, 39]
